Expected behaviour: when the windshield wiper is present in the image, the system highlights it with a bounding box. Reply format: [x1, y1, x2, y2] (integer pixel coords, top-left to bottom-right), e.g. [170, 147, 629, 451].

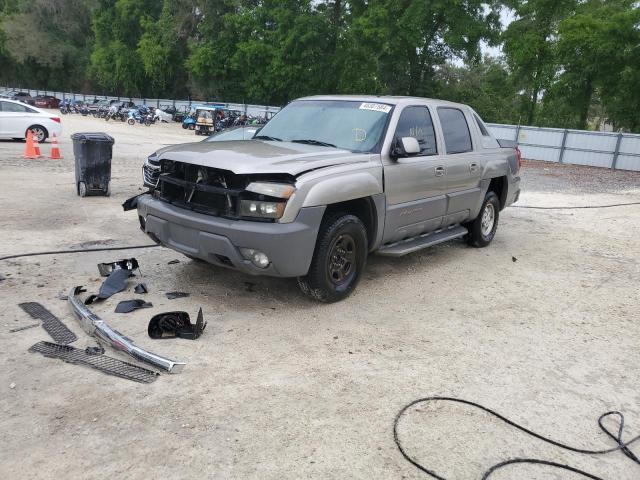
[254, 135, 282, 141]
[291, 139, 337, 148]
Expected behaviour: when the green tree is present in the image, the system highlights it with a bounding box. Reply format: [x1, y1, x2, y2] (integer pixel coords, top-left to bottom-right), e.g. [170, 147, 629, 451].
[434, 58, 521, 124]
[0, 0, 96, 91]
[230, 0, 333, 104]
[137, 0, 197, 98]
[185, 0, 243, 101]
[539, 0, 640, 131]
[502, 0, 577, 125]
[574, 0, 640, 131]
[90, 0, 161, 96]
[336, 0, 502, 96]
[187, 0, 334, 104]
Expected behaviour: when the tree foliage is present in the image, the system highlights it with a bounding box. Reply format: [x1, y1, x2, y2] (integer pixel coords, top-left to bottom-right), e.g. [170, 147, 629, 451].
[0, 0, 638, 131]
[1, 0, 96, 90]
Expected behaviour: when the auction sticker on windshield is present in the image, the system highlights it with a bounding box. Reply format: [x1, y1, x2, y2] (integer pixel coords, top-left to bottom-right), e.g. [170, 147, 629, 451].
[359, 103, 392, 113]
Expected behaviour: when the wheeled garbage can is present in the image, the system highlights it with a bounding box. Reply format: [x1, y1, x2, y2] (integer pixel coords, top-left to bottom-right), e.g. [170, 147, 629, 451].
[71, 132, 115, 197]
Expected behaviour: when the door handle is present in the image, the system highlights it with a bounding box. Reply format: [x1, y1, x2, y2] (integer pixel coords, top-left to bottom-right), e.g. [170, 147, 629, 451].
[469, 162, 479, 172]
[434, 166, 445, 176]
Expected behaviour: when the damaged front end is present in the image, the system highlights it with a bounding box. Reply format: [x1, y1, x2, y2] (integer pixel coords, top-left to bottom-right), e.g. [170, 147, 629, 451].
[68, 286, 185, 373]
[154, 160, 295, 221]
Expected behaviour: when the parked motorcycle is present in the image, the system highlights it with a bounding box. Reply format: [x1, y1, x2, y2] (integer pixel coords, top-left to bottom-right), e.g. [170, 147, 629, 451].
[59, 102, 71, 115]
[127, 110, 153, 126]
[104, 104, 118, 121]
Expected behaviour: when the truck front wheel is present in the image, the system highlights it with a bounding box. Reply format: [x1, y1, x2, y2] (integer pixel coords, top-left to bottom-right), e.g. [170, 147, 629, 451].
[298, 213, 367, 303]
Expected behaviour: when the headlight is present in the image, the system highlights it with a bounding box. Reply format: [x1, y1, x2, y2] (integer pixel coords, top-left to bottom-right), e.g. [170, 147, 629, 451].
[245, 182, 295, 199]
[239, 200, 286, 219]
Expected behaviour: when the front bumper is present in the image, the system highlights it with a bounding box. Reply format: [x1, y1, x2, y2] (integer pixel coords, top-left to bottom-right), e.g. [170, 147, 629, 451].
[68, 286, 185, 373]
[137, 194, 325, 277]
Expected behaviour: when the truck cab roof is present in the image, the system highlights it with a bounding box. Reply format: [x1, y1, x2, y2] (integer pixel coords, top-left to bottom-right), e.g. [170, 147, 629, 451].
[296, 94, 469, 110]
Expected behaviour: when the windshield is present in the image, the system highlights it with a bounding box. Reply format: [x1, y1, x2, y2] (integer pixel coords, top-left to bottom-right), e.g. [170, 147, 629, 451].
[256, 100, 392, 152]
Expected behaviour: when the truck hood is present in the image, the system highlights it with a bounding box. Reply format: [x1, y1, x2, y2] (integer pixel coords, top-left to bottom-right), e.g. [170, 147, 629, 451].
[155, 140, 372, 176]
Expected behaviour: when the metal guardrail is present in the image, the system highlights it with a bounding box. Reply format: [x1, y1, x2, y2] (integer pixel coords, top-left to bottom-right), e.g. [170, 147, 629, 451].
[0, 86, 281, 117]
[487, 123, 640, 172]
[2, 86, 638, 171]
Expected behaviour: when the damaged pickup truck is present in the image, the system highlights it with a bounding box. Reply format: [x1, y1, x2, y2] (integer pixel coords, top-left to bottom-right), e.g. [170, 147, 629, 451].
[133, 95, 521, 302]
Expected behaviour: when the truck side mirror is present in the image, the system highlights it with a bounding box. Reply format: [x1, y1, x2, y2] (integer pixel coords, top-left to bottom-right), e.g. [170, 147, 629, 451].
[402, 137, 421, 154]
[392, 137, 421, 157]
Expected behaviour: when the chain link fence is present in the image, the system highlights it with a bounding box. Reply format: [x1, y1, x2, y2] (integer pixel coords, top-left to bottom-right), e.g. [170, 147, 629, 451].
[0, 86, 281, 118]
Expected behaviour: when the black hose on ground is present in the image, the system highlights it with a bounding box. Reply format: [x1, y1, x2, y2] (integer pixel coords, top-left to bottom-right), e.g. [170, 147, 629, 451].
[0, 244, 160, 262]
[394, 397, 640, 480]
[1, 202, 637, 262]
[513, 201, 640, 210]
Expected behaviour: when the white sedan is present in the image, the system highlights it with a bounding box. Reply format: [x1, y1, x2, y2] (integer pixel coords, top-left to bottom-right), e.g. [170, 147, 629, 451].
[0, 98, 62, 142]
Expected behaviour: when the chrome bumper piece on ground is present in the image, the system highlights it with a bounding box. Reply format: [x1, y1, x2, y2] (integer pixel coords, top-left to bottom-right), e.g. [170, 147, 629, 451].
[68, 286, 185, 373]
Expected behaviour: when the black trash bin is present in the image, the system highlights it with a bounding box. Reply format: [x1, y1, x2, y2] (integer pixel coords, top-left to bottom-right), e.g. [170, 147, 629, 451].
[71, 132, 115, 197]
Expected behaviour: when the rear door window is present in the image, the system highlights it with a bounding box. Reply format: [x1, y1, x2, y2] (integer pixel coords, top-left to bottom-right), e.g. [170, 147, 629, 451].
[394, 106, 437, 155]
[437, 107, 473, 154]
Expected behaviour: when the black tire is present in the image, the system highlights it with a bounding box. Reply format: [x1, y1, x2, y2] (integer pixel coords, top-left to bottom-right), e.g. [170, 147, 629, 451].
[27, 125, 48, 143]
[188, 124, 195, 130]
[181, 123, 188, 129]
[127, 118, 135, 125]
[297, 213, 368, 303]
[466, 191, 500, 247]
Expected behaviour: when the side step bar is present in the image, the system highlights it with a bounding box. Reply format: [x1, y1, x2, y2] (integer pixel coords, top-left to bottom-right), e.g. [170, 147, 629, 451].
[376, 225, 468, 257]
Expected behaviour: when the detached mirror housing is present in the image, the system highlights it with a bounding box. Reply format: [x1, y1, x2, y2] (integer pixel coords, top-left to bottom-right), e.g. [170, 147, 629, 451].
[391, 137, 421, 157]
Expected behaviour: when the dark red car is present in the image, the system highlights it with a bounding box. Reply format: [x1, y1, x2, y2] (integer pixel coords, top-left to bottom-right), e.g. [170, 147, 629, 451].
[34, 95, 61, 108]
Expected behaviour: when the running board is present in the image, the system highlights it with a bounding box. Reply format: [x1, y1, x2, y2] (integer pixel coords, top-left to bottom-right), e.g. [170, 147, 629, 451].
[376, 225, 468, 257]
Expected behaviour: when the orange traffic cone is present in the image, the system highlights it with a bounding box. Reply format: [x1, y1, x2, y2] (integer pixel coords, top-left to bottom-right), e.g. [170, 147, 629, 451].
[49, 133, 62, 160]
[23, 130, 39, 159]
[32, 131, 42, 158]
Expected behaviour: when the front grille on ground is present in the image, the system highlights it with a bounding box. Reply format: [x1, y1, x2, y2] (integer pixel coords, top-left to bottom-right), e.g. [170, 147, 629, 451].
[19, 302, 78, 344]
[29, 341, 159, 383]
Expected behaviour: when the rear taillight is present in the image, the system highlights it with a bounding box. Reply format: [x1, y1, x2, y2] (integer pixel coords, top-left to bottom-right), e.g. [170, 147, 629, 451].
[51, 117, 61, 123]
[515, 146, 522, 171]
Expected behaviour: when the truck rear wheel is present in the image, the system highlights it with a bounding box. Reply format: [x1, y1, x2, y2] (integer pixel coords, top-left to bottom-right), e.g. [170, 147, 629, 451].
[297, 213, 367, 303]
[466, 191, 500, 247]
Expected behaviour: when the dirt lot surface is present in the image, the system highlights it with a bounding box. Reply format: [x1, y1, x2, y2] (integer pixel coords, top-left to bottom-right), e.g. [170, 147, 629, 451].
[1, 112, 639, 479]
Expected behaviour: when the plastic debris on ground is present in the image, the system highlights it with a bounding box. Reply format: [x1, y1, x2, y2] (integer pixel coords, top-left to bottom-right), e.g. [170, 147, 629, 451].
[165, 291, 190, 300]
[114, 299, 153, 313]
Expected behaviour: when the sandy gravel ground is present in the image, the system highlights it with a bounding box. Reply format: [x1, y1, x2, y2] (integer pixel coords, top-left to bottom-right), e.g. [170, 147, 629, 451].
[1, 112, 639, 479]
